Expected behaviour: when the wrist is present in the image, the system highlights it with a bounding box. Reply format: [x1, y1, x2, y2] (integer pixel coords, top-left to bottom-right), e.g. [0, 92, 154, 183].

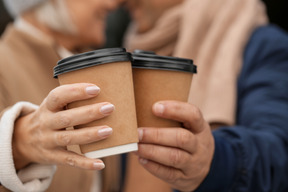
[12, 115, 32, 170]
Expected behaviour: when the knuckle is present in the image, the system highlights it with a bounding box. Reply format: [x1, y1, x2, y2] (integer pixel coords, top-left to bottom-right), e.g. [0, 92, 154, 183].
[191, 106, 202, 123]
[65, 156, 77, 167]
[145, 145, 156, 159]
[153, 128, 161, 142]
[173, 103, 182, 111]
[38, 113, 50, 130]
[86, 106, 98, 119]
[171, 102, 183, 112]
[46, 89, 63, 111]
[56, 132, 72, 146]
[56, 114, 72, 128]
[68, 85, 83, 97]
[83, 130, 94, 143]
[48, 89, 61, 105]
[40, 119, 49, 130]
[166, 102, 182, 117]
[38, 131, 49, 145]
[177, 130, 191, 148]
[169, 149, 182, 167]
[38, 149, 52, 163]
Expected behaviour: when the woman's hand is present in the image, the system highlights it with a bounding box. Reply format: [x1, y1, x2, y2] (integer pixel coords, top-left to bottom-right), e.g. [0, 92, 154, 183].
[135, 101, 215, 192]
[12, 83, 114, 171]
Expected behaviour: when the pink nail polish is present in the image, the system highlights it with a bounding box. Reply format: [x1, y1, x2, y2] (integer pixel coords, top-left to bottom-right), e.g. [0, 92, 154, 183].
[154, 103, 164, 114]
[86, 86, 100, 95]
[138, 129, 143, 141]
[98, 127, 113, 137]
[139, 158, 148, 165]
[100, 104, 115, 114]
[93, 162, 105, 169]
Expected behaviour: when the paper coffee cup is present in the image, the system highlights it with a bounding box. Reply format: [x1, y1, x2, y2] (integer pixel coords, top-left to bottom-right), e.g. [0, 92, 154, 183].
[124, 50, 197, 191]
[131, 50, 197, 127]
[53, 48, 138, 159]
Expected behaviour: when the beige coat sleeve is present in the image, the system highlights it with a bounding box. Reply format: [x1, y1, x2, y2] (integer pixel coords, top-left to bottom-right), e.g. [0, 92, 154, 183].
[0, 102, 57, 192]
[0, 63, 12, 192]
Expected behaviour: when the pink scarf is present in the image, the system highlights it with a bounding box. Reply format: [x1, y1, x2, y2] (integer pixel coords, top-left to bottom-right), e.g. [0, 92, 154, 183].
[124, 0, 268, 126]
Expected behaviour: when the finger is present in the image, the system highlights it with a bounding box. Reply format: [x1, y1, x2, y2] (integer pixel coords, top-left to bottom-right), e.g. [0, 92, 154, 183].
[138, 127, 197, 154]
[45, 83, 101, 112]
[138, 157, 183, 186]
[52, 126, 113, 147]
[136, 143, 191, 169]
[152, 101, 205, 133]
[47, 102, 115, 129]
[49, 149, 105, 170]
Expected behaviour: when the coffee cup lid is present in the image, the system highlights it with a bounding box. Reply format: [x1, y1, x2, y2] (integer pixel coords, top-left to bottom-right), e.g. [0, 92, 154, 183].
[54, 48, 132, 78]
[131, 50, 197, 73]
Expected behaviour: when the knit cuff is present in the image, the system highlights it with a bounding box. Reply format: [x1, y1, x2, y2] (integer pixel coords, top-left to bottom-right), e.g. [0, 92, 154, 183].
[0, 102, 56, 192]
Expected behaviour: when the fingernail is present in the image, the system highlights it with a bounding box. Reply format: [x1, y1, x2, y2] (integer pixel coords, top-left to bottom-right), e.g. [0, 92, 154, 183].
[100, 104, 115, 114]
[98, 127, 113, 137]
[139, 158, 148, 165]
[138, 129, 143, 141]
[154, 103, 165, 115]
[86, 86, 100, 95]
[93, 162, 105, 169]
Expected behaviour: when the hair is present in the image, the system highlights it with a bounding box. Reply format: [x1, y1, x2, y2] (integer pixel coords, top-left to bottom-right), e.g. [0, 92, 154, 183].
[33, 0, 77, 34]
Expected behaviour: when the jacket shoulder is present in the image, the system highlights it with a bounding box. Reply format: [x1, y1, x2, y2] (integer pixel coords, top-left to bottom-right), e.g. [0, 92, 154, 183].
[243, 25, 288, 67]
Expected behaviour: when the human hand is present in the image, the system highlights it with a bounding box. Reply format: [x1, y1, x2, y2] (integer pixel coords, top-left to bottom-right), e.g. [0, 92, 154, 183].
[135, 101, 215, 192]
[12, 83, 114, 171]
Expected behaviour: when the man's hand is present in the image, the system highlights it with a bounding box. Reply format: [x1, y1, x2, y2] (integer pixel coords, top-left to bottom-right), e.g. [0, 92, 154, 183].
[135, 101, 215, 191]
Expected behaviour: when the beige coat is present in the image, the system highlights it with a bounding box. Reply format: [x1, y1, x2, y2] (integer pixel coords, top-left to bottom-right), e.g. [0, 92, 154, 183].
[0, 25, 95, 192]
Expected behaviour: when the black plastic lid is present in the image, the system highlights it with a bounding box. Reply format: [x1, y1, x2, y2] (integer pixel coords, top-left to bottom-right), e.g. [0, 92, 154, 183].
[54, 47, 132, 78]
[132, 50, 197, 73]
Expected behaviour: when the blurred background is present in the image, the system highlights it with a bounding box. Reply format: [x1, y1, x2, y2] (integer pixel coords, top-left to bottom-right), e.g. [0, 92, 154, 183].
[1, 0, 287, 48]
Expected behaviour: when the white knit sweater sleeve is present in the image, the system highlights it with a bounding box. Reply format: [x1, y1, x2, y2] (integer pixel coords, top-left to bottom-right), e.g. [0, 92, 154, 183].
[0, 102, 56, 192]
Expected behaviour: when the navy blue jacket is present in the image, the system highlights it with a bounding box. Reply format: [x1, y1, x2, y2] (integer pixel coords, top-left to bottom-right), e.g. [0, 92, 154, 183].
[194, 25, 288, 192]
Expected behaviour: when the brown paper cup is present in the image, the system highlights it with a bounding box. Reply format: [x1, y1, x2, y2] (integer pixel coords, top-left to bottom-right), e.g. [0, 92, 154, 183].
[124, 51, 197, 191]
[53, 48, 138, 158]
[131, 50, 197, 127]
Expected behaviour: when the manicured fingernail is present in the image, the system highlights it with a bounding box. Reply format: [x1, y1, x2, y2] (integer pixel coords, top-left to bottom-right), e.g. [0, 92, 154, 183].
[139, 158, 148, 165]
[98, 127, 113, 137]
[154, 103, 165, 115]
[138, 129, 143, 141]
[86, 86, 100, 95]
[100, 104, 115, 114]
[93, 162, 105, 169]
